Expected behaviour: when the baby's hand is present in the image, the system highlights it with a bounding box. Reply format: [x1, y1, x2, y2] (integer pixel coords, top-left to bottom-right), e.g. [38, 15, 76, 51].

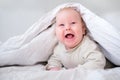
[49, 67, 61, 71]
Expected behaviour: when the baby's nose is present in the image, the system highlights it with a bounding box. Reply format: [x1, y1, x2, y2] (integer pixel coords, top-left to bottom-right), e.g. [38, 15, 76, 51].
[65, 25, 71, 31]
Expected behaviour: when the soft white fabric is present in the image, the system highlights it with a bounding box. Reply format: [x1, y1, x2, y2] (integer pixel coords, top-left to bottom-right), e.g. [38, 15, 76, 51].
[0, 27, 58, 65]
[0, 64, 120, 80]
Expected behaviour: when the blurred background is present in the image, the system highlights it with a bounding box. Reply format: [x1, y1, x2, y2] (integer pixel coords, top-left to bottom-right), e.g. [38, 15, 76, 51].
[0, 0, 120, 42]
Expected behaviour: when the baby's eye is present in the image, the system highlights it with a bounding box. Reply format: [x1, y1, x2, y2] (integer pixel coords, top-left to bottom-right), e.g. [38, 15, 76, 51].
[71, 22, 76, 24]
[59, 24, 64, 26]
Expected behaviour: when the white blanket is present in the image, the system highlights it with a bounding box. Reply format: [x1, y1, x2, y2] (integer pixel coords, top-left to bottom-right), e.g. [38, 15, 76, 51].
[0, 65, 120, 80]
[0, 2, 120, 80]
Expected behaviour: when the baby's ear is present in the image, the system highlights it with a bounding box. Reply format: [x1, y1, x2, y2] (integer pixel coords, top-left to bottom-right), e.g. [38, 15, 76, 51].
[82, 23, 86, 35]
[81, 18, 87, 35]
[82, 27, 86, 35]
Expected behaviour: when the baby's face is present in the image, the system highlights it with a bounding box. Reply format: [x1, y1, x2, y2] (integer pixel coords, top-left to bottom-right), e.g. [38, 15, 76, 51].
[55, 8, 85, 50]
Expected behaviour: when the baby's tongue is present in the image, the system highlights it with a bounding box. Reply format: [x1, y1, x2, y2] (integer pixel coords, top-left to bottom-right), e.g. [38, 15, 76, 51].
[66, 34, 74, 39]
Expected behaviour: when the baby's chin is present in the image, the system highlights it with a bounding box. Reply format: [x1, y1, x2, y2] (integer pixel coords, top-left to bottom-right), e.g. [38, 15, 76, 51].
[64, 39, 81, 50]
[65, 43, 78, 50]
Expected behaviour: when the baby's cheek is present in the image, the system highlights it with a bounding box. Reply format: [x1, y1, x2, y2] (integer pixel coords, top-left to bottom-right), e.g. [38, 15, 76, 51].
[56, 32, 64, 41]
[59, 36, 64, 43]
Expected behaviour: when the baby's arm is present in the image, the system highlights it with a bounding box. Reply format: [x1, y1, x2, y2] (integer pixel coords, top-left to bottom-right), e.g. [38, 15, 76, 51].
[77, 43, 106, 70]
[78, 50, 106, 70]
[46, 53, 62, 71]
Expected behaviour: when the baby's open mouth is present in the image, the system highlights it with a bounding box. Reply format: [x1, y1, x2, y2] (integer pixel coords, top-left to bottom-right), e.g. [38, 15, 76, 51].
[65, 33, 74, 39]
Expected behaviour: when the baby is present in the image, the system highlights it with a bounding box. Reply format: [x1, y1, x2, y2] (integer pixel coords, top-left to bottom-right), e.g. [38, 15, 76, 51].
[46, 7, 106, 71]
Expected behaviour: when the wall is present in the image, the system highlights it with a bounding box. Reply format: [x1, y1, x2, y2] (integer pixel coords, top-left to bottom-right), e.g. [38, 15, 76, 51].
[0, 0, 120, 42]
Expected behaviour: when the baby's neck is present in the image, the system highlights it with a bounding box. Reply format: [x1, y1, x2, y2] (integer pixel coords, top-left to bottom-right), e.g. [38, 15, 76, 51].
[65, 43, 81, 52]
